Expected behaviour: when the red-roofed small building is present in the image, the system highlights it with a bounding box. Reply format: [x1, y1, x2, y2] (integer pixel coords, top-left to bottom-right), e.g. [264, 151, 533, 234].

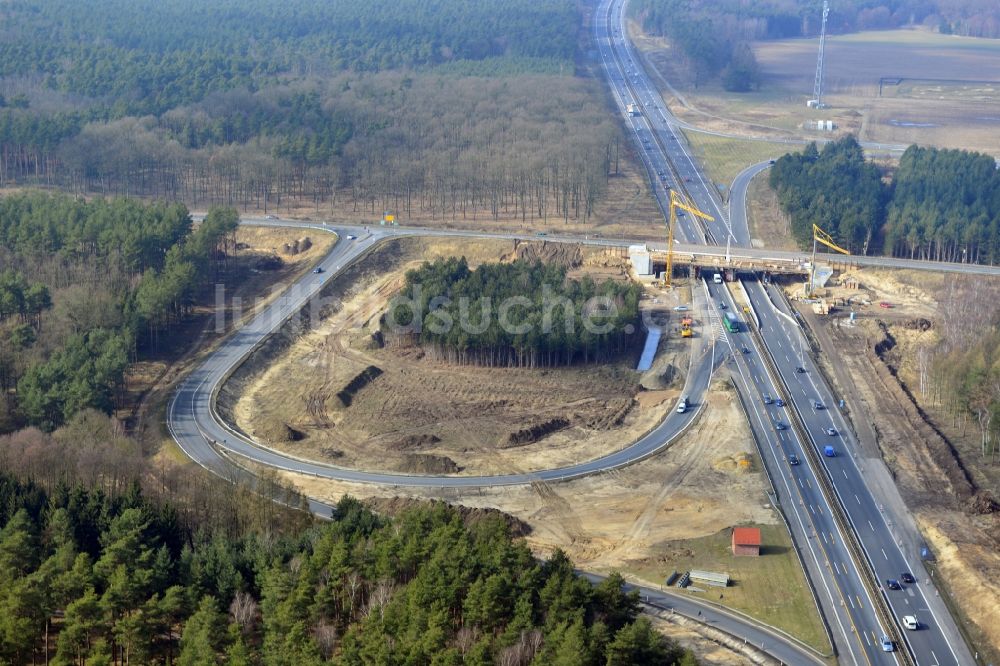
[732, 527, 761, 557]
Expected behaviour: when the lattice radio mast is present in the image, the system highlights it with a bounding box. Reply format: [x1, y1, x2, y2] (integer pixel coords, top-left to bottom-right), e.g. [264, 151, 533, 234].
[811, 1, 830, 108]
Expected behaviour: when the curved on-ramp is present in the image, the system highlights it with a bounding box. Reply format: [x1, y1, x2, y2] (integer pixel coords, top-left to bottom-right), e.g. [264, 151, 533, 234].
[166, 221, 825, 666]
[168, 224, 718, 488]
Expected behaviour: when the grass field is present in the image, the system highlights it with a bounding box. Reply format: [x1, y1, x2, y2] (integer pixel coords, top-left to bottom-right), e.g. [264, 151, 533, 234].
[625, 524, 831, 655]
[634, 19, 1000, 159]
[678, 132, 789, 193]
[745, 173, 797, 251]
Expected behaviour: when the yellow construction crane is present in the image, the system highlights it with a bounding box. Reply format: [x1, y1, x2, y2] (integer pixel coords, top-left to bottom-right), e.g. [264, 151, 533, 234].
[665, 190, 714, 288]
[809, 223, 849, 295]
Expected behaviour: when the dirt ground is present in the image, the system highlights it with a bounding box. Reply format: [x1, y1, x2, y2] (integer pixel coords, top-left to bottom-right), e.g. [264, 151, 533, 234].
[781, 265, 940, 319]
[797, 267, 1000, 657]
[248, 379, 830, 651]
[745, 174, 795, 251]
[215, 234, 834, 654]
[230, 236, 694, 476]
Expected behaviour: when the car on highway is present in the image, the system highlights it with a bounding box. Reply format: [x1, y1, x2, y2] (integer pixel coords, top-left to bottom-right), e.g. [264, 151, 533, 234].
[346, 234, 356, 240]
[774, 421, 787, 431]
[676, 396, 688, 414]
[719, 301, 726, 309]
[536, 232, 547, 237]
[788, 453, 800, 465]
[741, 346, 750, 354]
[775, 398, 785, 407]
[900, 572, 916, 584]
[795, 366, 806, 373]
[880, 635, 894, 652]
[313, 267, 324, 274]
[811, 399, 824, 409]
[762, 394, 773, 405]
[823, 445, 835, 457]
[768, 159, 776, 165]
[886, 579, 902, 590]
[264, 214, 277, 219]
[879, 301, 893, 308]
[824, 427, 837, 436]
[902, 615, 919, 630]
[672, 305, 689, 311]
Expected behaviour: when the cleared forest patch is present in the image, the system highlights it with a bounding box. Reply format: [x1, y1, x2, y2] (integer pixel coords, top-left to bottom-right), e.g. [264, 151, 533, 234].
[228, 235, 689, 476]
[267, 382, 830, 653]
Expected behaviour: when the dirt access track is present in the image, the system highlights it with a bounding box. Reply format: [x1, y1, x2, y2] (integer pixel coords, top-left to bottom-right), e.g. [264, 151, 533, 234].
[792, 267, 1000, 658]
[222, 235, 695, 477]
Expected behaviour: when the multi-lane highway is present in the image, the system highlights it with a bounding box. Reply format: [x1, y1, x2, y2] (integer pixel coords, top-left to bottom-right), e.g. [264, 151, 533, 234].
[166, 0, 981, 663]
[595, 0, 973, 663]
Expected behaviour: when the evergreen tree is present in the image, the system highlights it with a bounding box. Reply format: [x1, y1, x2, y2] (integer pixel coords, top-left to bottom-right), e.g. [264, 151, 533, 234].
[178, 596, 228, 666]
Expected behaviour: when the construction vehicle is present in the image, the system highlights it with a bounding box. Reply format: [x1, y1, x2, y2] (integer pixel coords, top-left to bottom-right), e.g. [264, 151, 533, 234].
[808, 223, 849, 296]
[680, 315, 694, 338]
[665, 190, 714, 288]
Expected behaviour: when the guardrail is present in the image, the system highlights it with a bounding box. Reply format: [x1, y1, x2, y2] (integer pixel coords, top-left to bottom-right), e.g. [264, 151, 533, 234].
[748, 315, 916, 665]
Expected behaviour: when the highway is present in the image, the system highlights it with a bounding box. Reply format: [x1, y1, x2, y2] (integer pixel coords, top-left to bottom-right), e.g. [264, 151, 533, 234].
[595, 1, 893, 660]
[165, 0, 980, 662]
[596, 0, 974, 663]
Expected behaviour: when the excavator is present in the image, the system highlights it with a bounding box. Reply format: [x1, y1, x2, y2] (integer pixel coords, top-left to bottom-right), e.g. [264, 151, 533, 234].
[665, 189, 714, 288]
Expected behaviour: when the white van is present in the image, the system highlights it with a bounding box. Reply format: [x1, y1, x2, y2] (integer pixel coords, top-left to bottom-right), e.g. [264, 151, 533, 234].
[902, 615, 918, 630]
[676, 397, 688, 413]
[713, 273, 723, 284]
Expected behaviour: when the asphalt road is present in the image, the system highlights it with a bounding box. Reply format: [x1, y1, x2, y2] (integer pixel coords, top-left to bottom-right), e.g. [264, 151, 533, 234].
[167, 0, 980, 661]
[596, 3, 896, 661]
[725, 147, 972, 666]
[580, 571, 826, 666]
[168, 222, 720, 487]
[750, 280, 971, 666]
[597, 0, 973, 661]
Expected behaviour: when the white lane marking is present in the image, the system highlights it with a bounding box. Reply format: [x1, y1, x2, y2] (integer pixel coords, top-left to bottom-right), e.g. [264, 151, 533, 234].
[855, 494, 861, 504]
[882, 548, 888, 560]
[869, 520, 875, 532]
